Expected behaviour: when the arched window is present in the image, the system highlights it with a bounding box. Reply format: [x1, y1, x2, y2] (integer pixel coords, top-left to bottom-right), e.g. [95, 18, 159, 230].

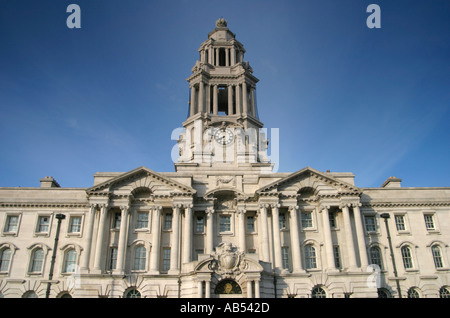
[377, 288, 391, 298]
[29, 248, 44, 273]
[125, 288, 141, 298]
[311, 286, 326, 298]
[305, 245, 317, 269]
[369, 246, 383, 269]
[133, 246, 146, 271]
[215, 279, 242, 295]
[64, 249, 77, 273]
[22, 291, 38, 298]
[431, 245, 444, 268]
[407, 287, 420, 298]
[439, 286, 450, 298]
[401, 246, 413, 269]
[0, 248, 11, 272]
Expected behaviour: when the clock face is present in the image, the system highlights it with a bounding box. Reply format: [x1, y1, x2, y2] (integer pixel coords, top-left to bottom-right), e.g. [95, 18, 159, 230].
[214, 128, 234, 145]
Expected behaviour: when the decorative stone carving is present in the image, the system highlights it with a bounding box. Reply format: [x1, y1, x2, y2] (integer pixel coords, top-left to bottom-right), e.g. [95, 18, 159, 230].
[209, 242, 246, 277]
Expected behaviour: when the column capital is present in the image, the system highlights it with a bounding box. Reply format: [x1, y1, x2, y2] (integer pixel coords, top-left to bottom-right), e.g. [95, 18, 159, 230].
[259, 203, 270, 209]
[288, 205, 299, 212]
[172, 203, 183, 209]
[351, 202, 362, 208]
[270, 203, 280, 209]
[206, 207, 215, 214]
[236, 208, 246, 215]
[152, 205, 163, 211]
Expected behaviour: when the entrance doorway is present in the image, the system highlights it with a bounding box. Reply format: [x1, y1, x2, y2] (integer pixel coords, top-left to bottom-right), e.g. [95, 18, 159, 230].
[214, 279, 242, 298]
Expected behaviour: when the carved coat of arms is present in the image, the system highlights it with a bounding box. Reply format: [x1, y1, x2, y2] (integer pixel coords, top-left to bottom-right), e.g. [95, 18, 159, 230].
[209, 242, 246, 276]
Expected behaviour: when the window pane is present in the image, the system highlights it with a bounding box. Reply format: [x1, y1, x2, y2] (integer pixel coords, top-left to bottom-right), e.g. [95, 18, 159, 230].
[6, 216, 18, 232]
[0, 248, 12, 271]
[196, 216, 204, 233]
[432, 245, 443, 268]
[424, 215, 435, 230]
[301, 213, 312, 228]
[110, 248, 117, 270]
[69, 217, 81, 233]
[64, 249, 77, 273]
[164, 214, 172, 230]
[134, 246, 146, 270]
[247, 216, 255, 232]
[113, 213, 121, 229]
[30, 249, 44, 272]
[38, 216, 49, 232]
[220, 215, 231, 232]
[365, 216, 376, 232]
[282, 247, 289, 269]
[279, 213, 286, 229]
[395, 215, 405, 231]
[163, 248, 171, 271]
[136, 213, 148, 229]
[305, 246, 316, 269]
[370, 246, 383, 269]
[401, 246, 413, 269]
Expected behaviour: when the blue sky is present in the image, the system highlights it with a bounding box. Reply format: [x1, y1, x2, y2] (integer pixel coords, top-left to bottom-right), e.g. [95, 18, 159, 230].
[0, 0, 449, 188]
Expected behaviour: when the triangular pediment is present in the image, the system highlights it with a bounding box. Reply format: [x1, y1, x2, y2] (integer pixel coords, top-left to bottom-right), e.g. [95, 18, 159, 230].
[86, 166, 196, 197]
[256, 167, 360, 197]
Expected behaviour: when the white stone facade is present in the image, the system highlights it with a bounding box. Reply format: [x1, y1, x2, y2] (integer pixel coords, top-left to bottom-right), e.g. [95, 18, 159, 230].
[0, 19, 449, 298]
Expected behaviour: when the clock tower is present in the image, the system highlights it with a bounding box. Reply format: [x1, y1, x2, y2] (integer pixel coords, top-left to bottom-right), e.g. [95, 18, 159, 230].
[176, 18, 272, 172]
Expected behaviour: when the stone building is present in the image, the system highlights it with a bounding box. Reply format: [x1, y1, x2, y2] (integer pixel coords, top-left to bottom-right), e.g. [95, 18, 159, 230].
[0, 19, 449, 298]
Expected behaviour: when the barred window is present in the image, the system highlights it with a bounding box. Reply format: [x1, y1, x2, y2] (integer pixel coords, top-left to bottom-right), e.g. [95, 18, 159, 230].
[37, 216, 50, 233]
[109, 247, 118, 270]
[247, 216, 255, 233]
[196, 216, 204, 233]
[162, 248, 171, 271]
[364, 216, 376, 232]
[219, 215, 231, 232]
[164, 213, 172, 230]
[5, 215, 19, 232]
[424, 214, 435, 230]
[281, 247, 289, 269]
[407, 288, 420, 298]
[0, 248, 12, 272]
[369, 246, 383, 269]
[69, 216, 82, 233]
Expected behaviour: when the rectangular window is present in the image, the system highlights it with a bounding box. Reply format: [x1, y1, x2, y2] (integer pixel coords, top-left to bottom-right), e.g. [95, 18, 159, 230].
[196, 216, 204, 233]
[113, 213, 121, 229]
[247, 216, 255, 233]
[5, 215, 19, 233]
[164, 213, 172, 230]
[162, 248, 171, 271]
[37, 216, 50, 233]
[365, 216, 377, 232]
[424, 214, 435, 230]
[282, 247, 289, 269]
[301, 212, 313, 229]
[333, 246, 341, 269]
[219, 215, 231, 232]
[279, 213, 287, 230]
[329, 212, 336, 228]
[136, 212, 149, 229]
[69, 216, 82, 233]
[109, 247, 118, 270]
[395, 215, 406, 231]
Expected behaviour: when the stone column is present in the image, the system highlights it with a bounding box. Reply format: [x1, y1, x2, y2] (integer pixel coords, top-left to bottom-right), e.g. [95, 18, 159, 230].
[225, 48, 229, 67]
[197, 280, 203, 298]
[190, 85, 196, 116]
[198, 81, 204, 114]
[237, 208, 246, 253]
[242, 81, 248, 116]
[353, 203, 369, 269]
[150, 206, 162, 274]
[206, 84, 211, 114]
[205, 207, 215, 254]
[81, 204, 97, 271]
[271, 204, 283, 270]
[231, 46, 236, 65]
[183, 204, 193, 264]
[321, 206, 337, 272]
[215, 48, 219, 66]
[205, 281, 211, 298]
[250, 87, 256, 116]
[288, 205, 304, 272]
[255, 280, 260, 298]
[259, 204, 270, 263]
[169, 204, 181, 274]
[247, 281, 253, 298]
[93, 204, 108, 272]
[115, 205, 130, 274]
[209, 47, 213, 65]
[235, 84, 241, 115]
[342, 204, 358, 270]
[228, 84, 233, 115]
[213, 85, 218, 115]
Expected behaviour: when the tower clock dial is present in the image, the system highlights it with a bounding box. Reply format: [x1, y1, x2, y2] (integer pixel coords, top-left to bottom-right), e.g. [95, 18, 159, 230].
[214, 128, 234, 145]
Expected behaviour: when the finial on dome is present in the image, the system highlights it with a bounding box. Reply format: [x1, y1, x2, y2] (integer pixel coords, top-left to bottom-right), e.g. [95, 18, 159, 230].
[216, 18, 227, 28]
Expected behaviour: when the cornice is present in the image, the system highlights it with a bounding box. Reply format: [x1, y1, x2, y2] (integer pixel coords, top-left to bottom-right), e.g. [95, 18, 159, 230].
[361, 201, 450, 208]
[0, 202, 88, 209]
